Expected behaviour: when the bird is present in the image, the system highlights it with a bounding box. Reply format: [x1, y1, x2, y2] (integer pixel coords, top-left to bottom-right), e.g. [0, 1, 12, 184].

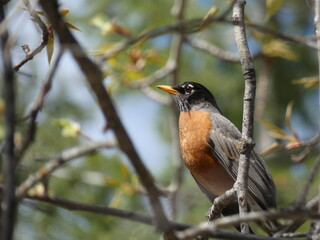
[157, 81, 279, 234]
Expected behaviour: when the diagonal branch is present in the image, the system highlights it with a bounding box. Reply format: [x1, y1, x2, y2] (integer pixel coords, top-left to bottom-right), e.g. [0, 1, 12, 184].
[13, 0, 49, 71]
[16, 140, 117, 199]
[38, 0, 173, 234]
[185, 37, 241, 62]
[26, 195, 157, 226]
[295, 157, 320, 207]
[274, 196, 319, 237]
[17, 48, 64, 161]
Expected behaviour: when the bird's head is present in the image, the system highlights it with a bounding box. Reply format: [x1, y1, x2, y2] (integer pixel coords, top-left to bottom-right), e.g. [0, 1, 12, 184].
[157, 81, 221, 113]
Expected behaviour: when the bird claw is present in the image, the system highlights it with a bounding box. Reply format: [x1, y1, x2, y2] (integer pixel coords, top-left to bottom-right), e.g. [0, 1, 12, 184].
[237, 138, 255, 154]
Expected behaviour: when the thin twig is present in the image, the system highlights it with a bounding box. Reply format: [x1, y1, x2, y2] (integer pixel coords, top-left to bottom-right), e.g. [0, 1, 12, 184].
[131, 63, 175, 87]
[165, 0, 186, 222]
[16, 140, 117, 199]
[140, 85, 171, 105]
[232, 0, 256, 233]
[0, 3, 16, 240]
[185, 37, 241, 62]
[295, 157, 320, 207]
[291, 132, 320, 162]
[26, 195, 157, 226]
[39, 0, 173, 234]
[281, 232, 308, 238]
[99, 16, 318, 62]
[274, 196, 319, 237]
[13, 0, 49, 71]
[17, 48, 64, 161]
[316, 0, 320, 75]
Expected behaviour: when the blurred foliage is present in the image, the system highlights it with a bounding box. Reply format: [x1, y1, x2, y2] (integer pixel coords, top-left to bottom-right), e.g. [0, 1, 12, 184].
[0, 0, 318, 239]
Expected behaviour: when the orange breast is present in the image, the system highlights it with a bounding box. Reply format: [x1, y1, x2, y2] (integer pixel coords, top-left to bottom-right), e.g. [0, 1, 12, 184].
[179, 110, 218, 172]
[179, 110, 234, 196]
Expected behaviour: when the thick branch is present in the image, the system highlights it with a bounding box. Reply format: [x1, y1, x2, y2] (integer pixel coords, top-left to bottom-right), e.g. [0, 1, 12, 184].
[178, 208, 320, 240]
[25, 195, 302, 240]
[16, 141, 116, 199]
[206, 189, 237, 221]
[0, 3, 16, 240]
[39, 0, 172, 233]
[232, 0, 256, 233]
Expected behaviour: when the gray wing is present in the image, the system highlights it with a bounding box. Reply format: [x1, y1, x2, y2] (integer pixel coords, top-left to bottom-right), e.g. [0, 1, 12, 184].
[208, 113, 277, 211]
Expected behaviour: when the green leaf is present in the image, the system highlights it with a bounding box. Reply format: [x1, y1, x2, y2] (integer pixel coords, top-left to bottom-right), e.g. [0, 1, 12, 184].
[0, 98, 4, 116]
[52, 118, 81, 138]
[259, 119, 286, 136]
[119, 162, 131, 179]
[46, 27, 54, 64]
[203, 6, 219, 20]
[59, 8, 70, 17]
[259, 119, 295, 142]
[285, 101, 294, 130]
[285, 101, 300, 141]
[292, 77, 320, 88]
[200, 6, 219, 30]
[266, 0, 284, 21]
[262, 39, 298, 61]
[260, 142, 282, 156]
[65, 22, 81, 31]
[0, 125, 4, 141]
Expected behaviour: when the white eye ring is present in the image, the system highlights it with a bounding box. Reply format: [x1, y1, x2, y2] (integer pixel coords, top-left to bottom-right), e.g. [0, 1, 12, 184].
[185, 84, 194, 94]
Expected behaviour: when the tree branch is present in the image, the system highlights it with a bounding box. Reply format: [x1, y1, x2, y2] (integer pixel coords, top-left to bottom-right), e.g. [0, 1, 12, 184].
[99, 15, 318, 62]
[24, 195, 309, 240]
[185, 37, 241, 62]
[16, 140, 116, 199]
[206, 189, 237, 221]
[165, 0, 186, 221]
[177, 207, 320, 240]
[295, 157, 320, 207]
[274, 196, 319, 237]
[26, 195, 158, 227]
[310, 0, 320, 237]
[17, 48, 64, 161]
[232, 0, 256, 233]
[38, 0, 173, 234]
[0, 3, 16, 240]
[13, 0, 49, 71]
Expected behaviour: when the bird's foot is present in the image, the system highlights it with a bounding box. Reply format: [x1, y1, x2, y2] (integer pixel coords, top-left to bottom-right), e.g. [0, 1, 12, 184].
[237, 137, 255, 154]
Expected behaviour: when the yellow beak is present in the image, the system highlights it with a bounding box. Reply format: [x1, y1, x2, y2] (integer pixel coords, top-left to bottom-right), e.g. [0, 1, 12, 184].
[157, 85, 179, 95]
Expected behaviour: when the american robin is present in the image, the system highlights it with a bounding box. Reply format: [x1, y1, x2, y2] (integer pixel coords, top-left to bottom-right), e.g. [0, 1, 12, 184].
[157, 81, 279, 234]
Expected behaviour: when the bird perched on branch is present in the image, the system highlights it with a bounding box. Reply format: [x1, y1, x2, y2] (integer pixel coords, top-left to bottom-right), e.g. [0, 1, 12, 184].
[157, 81, 279, 234]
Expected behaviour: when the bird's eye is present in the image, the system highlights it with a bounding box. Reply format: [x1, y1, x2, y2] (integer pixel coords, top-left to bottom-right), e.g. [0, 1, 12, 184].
[184, 84, 194, 94]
